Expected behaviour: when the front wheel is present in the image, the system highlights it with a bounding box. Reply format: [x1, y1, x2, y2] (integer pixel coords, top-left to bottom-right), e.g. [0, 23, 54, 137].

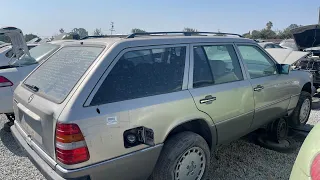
[150, 132, 210, 180]
[288, 91, 312, 127]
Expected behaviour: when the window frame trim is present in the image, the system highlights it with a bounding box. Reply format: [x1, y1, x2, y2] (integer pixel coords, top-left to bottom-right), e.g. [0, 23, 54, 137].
[188, 42, 248, 90]
[85, 44, 190, 107]
[234, 43, 280, 79]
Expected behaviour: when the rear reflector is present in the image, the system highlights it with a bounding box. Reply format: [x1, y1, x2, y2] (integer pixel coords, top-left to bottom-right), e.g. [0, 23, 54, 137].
[311, 154, 320, 180]
[55, 122, 89, 165]
[0, 76, 13, 87]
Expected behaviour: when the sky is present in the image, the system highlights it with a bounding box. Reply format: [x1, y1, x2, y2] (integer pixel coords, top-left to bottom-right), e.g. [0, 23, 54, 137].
[1, 0, 319, 38]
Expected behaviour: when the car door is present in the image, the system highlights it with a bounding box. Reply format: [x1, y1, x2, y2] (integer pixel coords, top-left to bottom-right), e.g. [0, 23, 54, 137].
[236, 44, 291, 130]
[188, 43, 254, 143]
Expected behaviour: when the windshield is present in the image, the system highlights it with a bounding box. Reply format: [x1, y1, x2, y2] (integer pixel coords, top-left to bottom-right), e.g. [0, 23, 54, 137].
[280, 40, 298, 50]
[9, 43, 60, 66]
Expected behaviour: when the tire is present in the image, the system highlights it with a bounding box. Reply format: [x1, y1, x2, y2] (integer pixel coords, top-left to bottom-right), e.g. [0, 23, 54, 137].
[268, 118, 288, 142]
[288, 91, 312, 127]
[150, 132, 210, 180]
[256, 136, 298, 153]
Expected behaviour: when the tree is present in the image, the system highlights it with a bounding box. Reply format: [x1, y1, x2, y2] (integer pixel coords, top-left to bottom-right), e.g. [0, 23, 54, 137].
[93, 28, 103, 36]
[25, 34, 39, 42]
[59, 28, 65, 34]
[183, 27, 198, 32]
[71, 28, 88, 38]
[287, 24, 299, 30]
[131, 28, 146, 33]
[242, 31, 251, 38]
[251, 30, 261, 39]
[266, 21, 273, 30]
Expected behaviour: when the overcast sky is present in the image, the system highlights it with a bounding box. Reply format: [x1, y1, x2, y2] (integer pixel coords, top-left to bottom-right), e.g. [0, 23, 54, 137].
[1, 0, 319, 37]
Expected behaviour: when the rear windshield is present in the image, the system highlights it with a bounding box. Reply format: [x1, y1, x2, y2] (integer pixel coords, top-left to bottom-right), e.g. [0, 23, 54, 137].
[23, 46, 104, 103]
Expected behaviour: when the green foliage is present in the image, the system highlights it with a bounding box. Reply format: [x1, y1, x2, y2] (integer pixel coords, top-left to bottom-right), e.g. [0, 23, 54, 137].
[93, 28, 103, 36]
[24, 34, 39, 42]
[243, 22, 302, 40]
[183, 27, 198, 32]
[131, 28, 146, 33]
[71, 28, 88, 38]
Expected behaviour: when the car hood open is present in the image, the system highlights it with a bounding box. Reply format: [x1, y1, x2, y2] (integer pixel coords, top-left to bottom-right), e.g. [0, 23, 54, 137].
[291, 24, 320, 50]
[266, 48, 310, 64]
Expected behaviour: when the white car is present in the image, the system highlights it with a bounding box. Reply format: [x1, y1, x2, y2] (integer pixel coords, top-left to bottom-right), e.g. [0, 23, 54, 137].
[258, 42, 284, 49]
[0, 27, 72, 126]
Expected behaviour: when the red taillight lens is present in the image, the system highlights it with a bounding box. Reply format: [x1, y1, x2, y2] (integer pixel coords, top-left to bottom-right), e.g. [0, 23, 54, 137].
[0, 76, 13, 87]
[55, 122, 89, 165]
[311, 154, 320, 180]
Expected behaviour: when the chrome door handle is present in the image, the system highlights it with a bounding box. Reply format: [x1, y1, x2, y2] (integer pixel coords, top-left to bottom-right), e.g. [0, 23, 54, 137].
[254, 85, 264, 92]
[200, 95, 216, 104]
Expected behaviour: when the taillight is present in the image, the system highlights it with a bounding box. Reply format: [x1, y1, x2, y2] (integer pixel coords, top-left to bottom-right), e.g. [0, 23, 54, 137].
[311, 153, 320, 180]
[55, 122, 90, 165]
[0, 76, 13, 87]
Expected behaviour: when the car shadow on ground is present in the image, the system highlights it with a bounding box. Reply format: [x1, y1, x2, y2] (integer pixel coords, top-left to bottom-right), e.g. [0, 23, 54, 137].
[0, 127, 27, 157]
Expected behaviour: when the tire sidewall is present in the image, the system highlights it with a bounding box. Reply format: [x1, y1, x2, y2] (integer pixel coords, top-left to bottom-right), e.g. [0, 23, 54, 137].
[290, 91, 312, 127]
[151, 132, 210, 180]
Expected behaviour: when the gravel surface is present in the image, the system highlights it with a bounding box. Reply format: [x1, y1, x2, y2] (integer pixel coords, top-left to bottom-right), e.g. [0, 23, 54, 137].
[0, 104, 319, 180]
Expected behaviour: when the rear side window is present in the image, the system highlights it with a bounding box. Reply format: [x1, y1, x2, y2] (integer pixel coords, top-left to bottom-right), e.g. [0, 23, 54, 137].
[24, 46, 104, 103]
[90, 46, 186, 105]
[193, 45, 243, 88]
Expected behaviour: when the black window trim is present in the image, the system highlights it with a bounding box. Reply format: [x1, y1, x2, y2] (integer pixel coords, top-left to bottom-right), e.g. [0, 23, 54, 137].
[189, 42, 246, 89]
[84, 44, 190, 107]
[234, 43, 280, 79]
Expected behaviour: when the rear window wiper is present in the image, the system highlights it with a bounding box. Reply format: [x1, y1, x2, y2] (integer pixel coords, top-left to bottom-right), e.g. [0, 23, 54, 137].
[24, 83, 39, 92]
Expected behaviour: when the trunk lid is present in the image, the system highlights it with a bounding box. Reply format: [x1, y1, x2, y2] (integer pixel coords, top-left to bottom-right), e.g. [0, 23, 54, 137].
[0, 27, 30, 59]
[13, 45, 105, 161]
[291, 24, 320, 50]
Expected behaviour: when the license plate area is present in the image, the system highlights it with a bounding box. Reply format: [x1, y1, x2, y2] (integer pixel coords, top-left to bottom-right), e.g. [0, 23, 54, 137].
[18, 109, 43, 145]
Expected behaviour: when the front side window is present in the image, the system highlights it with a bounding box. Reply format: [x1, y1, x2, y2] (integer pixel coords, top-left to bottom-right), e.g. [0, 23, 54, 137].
[237, 45, 277, 79]
[91, 46, 186, 105]
[193, 45, 243, 88]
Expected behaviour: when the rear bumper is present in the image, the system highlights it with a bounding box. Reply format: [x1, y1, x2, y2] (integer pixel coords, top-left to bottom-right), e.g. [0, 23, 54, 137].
[11, 123, 163, 180]
[0, 87, 14, 114]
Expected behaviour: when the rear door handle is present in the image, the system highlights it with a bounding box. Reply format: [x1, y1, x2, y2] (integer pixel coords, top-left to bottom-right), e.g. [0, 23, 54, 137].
[253, 85, 264, 92]
[200, 95, 216, 104]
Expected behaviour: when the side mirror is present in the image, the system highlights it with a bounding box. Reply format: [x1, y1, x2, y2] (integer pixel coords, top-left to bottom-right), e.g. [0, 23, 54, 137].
[277, 64, 291, 74]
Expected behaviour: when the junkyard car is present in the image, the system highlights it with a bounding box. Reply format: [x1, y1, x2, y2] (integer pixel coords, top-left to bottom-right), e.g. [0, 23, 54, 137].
[11, 32, 313, 180]
[290, 123, 320, 180]
[258, 42, 283, 49]
[0, 44, 38, 67]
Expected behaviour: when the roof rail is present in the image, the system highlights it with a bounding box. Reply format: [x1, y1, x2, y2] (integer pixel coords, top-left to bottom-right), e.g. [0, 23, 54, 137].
[81, 35, 127, 40]
[126, 31, 243, 38]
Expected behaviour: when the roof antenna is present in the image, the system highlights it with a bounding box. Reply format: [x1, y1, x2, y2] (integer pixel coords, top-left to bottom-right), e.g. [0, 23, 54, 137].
[318, 7, 320, 24]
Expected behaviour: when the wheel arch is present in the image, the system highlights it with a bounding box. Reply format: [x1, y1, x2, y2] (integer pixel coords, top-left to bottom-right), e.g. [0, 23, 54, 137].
[301, 82, 312, 94]
[163, 118, 217, 150]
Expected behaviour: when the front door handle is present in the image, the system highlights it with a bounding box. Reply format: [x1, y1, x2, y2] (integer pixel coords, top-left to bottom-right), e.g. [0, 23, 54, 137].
[254, 85, 264, 92]
[200, 95, 216, 104]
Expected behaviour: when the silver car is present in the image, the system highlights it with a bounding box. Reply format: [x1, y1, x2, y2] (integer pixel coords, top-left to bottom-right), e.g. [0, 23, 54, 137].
[11, 32, 313, 180]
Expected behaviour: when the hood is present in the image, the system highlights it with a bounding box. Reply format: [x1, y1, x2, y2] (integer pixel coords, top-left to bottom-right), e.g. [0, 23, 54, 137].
[0, 27, 30, 60]
[266, 48, 310, 64]
[291, 24, 320, 50]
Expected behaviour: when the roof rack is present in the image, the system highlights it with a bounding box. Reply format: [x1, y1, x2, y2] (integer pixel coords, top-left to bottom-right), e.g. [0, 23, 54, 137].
[126, 31, 243, 38]
[81, 35, 127, 40]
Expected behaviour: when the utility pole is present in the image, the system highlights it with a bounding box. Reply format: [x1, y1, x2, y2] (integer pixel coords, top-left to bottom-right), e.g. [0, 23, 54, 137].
[110, 22, 115, 35]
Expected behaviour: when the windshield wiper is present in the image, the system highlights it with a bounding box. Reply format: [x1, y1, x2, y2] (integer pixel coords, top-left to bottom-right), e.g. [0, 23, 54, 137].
[24, 83, 39, 92]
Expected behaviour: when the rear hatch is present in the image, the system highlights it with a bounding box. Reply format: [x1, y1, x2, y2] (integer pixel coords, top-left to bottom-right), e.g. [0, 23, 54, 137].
[14, 45, 105, 161]
[291, 24, 320, 50]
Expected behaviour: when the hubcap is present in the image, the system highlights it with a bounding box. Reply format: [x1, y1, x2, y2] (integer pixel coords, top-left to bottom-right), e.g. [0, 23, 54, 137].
[299, 98, 311, 123]
[174, 147, 206, 180]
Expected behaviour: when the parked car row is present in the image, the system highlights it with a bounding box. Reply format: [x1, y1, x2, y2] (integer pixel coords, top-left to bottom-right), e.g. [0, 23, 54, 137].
[0, 27, 317, 180]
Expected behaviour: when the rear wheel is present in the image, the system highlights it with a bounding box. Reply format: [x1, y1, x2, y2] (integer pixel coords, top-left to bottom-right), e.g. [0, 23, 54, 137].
[150, 132, 210, 180]
[289, 91, 312, 127]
